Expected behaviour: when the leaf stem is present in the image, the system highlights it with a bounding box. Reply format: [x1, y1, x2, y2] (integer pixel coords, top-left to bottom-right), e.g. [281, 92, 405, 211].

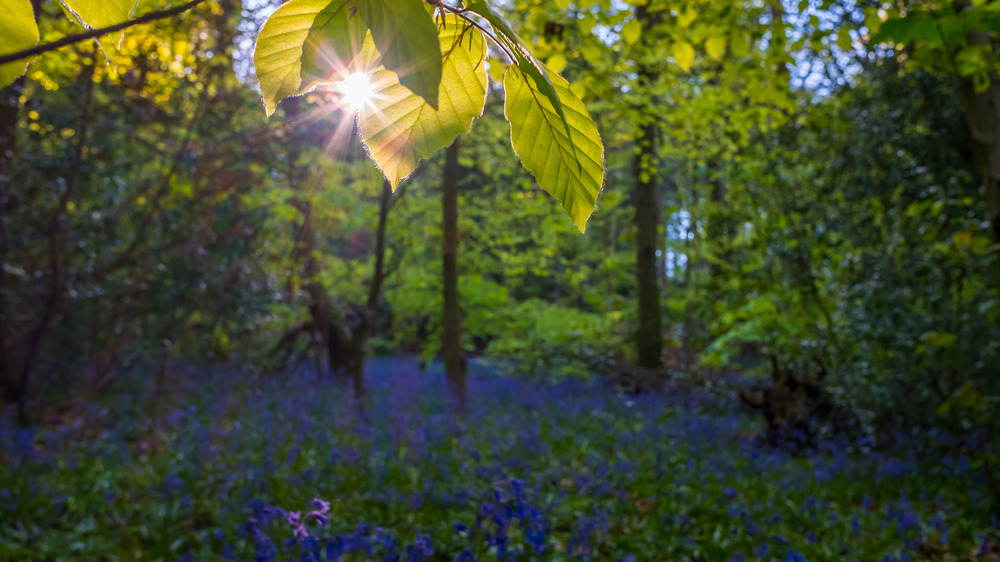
[427, 0, 517, 63]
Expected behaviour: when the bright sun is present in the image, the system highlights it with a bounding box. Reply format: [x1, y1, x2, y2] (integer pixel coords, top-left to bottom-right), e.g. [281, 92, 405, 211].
[337, 72, 374, 111]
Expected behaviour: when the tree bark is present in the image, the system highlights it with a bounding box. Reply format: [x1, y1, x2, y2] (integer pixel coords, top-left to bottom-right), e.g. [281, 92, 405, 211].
[441, 139, 467, 408]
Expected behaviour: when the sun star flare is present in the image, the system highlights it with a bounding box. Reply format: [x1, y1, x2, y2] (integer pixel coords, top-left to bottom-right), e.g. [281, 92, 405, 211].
[338, 72, 375, 112]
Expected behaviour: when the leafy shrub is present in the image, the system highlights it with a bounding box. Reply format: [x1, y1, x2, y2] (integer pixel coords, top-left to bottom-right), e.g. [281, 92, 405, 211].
[485, 300, 623, 378]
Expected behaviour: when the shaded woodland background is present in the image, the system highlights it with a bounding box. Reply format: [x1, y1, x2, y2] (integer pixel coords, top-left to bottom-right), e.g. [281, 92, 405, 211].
[3, 0, 1000, 559]
[2, 0, 997, 433]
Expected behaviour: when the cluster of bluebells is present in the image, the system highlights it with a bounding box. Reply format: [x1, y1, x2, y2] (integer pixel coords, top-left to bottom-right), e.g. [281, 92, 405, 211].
[241, 479, 552, 562]
[2, 358, 999, 560]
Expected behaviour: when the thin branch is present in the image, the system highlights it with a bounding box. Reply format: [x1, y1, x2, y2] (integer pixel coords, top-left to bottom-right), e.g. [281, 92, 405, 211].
[428, 0, 518, 63]
[0, 0, 208, 66]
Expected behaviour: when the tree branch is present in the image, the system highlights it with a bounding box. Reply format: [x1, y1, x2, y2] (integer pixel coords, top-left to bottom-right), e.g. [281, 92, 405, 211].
[0, 0, 208, 66]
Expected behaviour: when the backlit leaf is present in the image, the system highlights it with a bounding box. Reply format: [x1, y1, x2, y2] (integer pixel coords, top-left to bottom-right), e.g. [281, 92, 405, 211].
[674, 40, 695, 71]
[355, 0, 441, 109]
[254, 0, 366, 116]
[705, 35, 726, 60]
[62, 0, 137, 48]
[358, 15, 487, 188]
[622, 19, 642, 45]
[504, 65, 605, 232]
[547, 53, 567, 74]
[0, 0, 38, 87]
[677, 8, 696, 27]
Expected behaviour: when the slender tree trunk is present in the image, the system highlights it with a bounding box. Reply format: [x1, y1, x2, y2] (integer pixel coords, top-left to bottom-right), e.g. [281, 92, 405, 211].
[634, 118, 663, 369]
[441, 140, 467, 408]
[632, 3, 663, 369]
[297, 199, 333, 377]
[707, 169, 728, 284]
[350, 178, 394, 403]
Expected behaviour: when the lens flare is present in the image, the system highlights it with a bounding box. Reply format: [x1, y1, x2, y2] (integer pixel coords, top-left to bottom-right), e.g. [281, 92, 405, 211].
[337, 72, 374, 111]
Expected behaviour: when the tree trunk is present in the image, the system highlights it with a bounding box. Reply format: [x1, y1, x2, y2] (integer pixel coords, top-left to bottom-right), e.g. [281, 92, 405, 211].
[632, 3, 663, 369]
[634, 119, 663, 369]
[350, 178, 394, 403]
[0, 77, 22, 407]
[441, 139, 467, 408]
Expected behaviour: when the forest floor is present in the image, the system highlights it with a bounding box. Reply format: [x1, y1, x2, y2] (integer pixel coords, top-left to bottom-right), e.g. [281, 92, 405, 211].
[0, 358, 996, 561]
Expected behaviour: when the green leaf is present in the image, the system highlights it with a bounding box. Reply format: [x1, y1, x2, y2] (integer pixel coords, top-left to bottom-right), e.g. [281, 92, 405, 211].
[621, 19, 642, 45]
[465, 0, 569, 136]
[677, 8, 696, 28]
[504, 65, 604, 232]
[355, 0, 441, 109]
[836, 27, 852, 51]
[673, 40, 695, 71]
[731, 33, 750, 57]
[547, 53, 567, 74]
[358, 15, 488, 188]
[254, 0, 366, 116]
[0, 0, 38, 88]
[871, 14, 944, 48]
[62, 0, 138, 48]
[705, 35, 726, 60]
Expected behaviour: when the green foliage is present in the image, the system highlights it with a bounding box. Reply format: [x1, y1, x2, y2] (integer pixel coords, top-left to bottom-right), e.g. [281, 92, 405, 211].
[0, 0, 607, 230]
[870, 0, 1000, 90]
[3, 0, 999, 467]
[486, 300, 622, 378]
